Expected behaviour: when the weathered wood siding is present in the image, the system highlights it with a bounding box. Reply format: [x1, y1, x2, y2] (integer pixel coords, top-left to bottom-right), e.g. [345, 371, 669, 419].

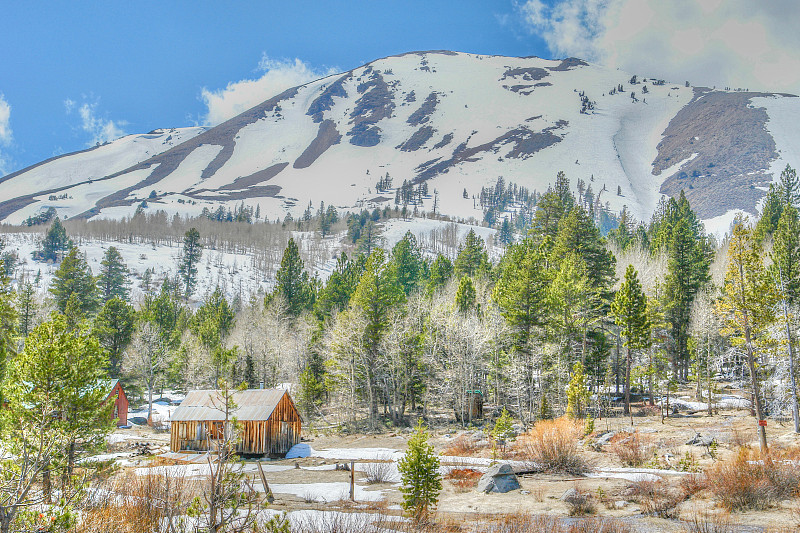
[169, 392, 302, 456]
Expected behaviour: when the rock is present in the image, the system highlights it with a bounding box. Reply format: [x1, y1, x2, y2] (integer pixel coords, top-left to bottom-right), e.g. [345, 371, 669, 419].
[686, 433, 716, 446]
[477, 463, 521, 494]
[471, 430, 485, 441]
[614, 500, 628, 509]
[520, 490, 531, 495]
[595, 432, 615, 445]
[511, 424, 525, 436]
[559, 488, 579, 502]
[129, 416, 148, 426]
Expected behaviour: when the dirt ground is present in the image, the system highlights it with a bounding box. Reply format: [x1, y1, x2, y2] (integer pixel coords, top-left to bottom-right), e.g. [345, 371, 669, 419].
[109, 402, 800, 532]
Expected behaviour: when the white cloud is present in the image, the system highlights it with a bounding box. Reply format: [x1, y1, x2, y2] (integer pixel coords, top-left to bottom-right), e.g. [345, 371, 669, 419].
[0, 94, 12, 175]
[518, 0, 800, 94]
[201, 54, 338, 126]
[65, 97, 127, 146]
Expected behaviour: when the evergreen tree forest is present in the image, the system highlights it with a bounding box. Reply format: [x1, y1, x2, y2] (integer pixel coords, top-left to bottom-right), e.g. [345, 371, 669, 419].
[2, 167, 800, 451]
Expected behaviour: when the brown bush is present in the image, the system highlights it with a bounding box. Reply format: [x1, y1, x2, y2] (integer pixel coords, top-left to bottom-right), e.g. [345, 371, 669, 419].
[562, 487, 596, 516]
[444, 467, 482, 491]
[679, 474, 707, 499]
[481, 513, 631, 533]
[513, 418, 593, 475]
[75, 470, 200, 533]
[442, 434, 484, 456]
[624, 479, 683, 518]
[608, 431, 653, 467]
[682, 510, 739, 533]
[703, 448, 800, 511]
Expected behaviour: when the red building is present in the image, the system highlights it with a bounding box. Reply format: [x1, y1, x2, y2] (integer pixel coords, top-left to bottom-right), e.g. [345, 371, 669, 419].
[105, 379, 129, 427]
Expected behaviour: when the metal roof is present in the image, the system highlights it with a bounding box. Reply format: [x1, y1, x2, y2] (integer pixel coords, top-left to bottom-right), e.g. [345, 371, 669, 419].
[171, 389, 290, 422]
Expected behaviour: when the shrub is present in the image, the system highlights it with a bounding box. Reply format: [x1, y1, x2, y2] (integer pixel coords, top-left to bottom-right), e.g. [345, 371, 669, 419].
[609, 431, 653, 467]
[481, 514, 631, 533]
[563, 487, 596, 516]
[442, 434, 483, 456]
[444, 467, 482, 492]
[703, 448, 800, 511]
[362, 458, 397, 484]
[682, 511, 739, 533]
[75, 470, 199, 533]
[397, 421, 442, 519]
[624, 479, 682, 518]
[514, 417, 593, 475]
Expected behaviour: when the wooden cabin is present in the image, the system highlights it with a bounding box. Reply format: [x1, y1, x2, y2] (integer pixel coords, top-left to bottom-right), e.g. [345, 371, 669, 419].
[105, 379, 129, 427]
[170, 389, 302, 457]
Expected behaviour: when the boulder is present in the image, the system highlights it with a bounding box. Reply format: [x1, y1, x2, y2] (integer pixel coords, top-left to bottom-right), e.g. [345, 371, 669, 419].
[686, 433, 715, 446]
[477, 463, 520, 493]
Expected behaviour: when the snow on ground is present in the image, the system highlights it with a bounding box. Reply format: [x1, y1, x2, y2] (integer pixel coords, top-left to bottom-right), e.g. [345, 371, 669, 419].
[259, 482, 386, 503]
[658, 395, 751, 412]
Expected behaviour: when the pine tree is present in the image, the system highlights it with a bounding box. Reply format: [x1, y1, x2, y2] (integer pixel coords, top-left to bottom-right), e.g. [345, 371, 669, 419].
[0, 277, 16, 406]
[351, 249, 404, 426]
[273, 238, 311, 316]
[566, 361, 590, 419]
[96, 246, 130, 303]
[455, 275, 476, 314]
[426, 255, 453, 295]
[717, 220, 777, 452]
[772, 205, 800, 432]
[4, 313, 113, 481]
[38, 217, 71, 262]
[611, 265, 651, 415]
[651, 192, 711, 380]
[50, 246, 99, 317]
[551, 206, 616, 298]
[499, 217, 513, 246]
[391, 231, 424, 295]
[15, 281, 36, 337]
[491, 407, 515, 442]
[454, 229, 490, 279]
[192, 287, 236, 386]
[493, 239, 549, 355]
[178, 227, 203, 299]
[93, 297, 136, 376]
[397, 421, 441, 519]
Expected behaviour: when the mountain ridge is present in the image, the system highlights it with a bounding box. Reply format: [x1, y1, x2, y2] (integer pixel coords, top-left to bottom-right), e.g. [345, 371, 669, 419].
[2, 51, 798, 234]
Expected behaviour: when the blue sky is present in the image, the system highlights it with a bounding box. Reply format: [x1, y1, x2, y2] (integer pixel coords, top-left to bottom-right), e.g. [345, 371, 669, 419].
[1, 0, 798, 175]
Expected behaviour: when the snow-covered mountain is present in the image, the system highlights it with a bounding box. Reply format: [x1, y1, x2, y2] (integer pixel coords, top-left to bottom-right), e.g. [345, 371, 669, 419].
[2, 51, 799, 234]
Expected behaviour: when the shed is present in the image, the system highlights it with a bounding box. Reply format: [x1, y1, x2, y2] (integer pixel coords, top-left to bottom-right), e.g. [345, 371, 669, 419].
[169, 389, 302, 456]
[105, 379, 128, 427]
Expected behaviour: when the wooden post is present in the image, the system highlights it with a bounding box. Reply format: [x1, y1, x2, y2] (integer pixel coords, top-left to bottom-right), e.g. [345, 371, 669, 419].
[350, 461, 355, 501]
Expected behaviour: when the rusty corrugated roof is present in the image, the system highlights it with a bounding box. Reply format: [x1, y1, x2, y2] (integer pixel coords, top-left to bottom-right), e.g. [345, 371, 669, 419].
[171, 389, 289, 421]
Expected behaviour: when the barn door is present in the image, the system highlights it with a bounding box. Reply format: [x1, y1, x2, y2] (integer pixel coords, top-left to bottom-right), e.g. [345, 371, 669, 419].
[279, 421, 289, 453]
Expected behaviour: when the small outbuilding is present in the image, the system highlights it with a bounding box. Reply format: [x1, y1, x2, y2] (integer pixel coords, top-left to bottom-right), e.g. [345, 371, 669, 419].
[105, 379, 129, 427]
[169, 388, 302, 457]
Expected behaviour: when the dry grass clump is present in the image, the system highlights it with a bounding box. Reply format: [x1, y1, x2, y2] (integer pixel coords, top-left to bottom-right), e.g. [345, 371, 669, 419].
[75, 470, 200, 533]
[703, 447, 800, 511]
[481, 513, 631, 533]
[514, 418, 593, 475]
[682, 510, 739, 533]
[563, 486, 596, 516]
[624, 479, 683, 518]
[362, 459, 397, 484]
[444, 467, 482, 492]
[442, 434, 485, 457]
[608, 431, 653, 467]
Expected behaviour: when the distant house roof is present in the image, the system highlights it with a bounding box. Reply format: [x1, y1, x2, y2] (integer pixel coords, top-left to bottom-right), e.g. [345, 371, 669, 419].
[171, 389, 291, 422]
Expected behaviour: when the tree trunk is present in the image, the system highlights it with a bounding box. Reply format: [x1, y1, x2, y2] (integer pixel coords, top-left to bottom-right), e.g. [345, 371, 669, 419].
[624, 346, 632, 416]
[744, 326, 768, 453]
[779, 269, 800, 433]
